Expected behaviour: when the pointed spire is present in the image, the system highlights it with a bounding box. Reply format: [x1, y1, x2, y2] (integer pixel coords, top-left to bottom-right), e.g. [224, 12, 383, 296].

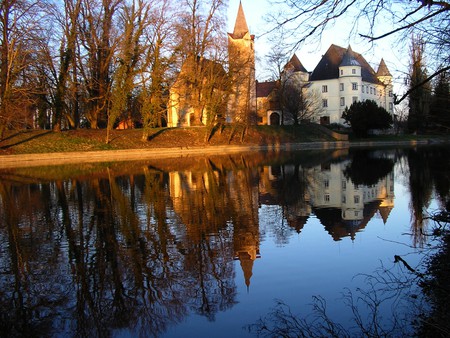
[286, 54, 308, 73]
[340, 45, 361, 67]
[376, 58, 392, 77]
[232, 1, 249, 39]
[240, 255, 254, 288]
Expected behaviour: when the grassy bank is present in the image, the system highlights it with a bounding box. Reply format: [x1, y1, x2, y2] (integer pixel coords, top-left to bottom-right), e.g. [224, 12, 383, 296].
[0, 125, 448, 156]
[0, 125, 336, 155]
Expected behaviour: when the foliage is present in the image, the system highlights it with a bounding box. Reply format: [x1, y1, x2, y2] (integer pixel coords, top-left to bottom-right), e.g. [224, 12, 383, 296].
[343, 150, 394, 186]
[416, 209, 450, 337]
[429, 70, 450, 131]
[341, 100, 393, 137]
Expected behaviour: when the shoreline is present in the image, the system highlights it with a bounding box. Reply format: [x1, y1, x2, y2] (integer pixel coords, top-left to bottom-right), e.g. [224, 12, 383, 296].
[0, 139, 442, 169]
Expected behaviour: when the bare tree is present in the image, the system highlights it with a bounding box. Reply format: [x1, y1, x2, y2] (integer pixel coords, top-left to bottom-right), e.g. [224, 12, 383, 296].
[106, 0, 152, 143]
[40, 0, 83, 131]
[265, 31, 323, 125]
[172, 0, 228, 127]
[0, 0, 46, 139]
[78, 0, 122, 129]
[266, 0, 450, 104]
[281, 79, 323, 125]
[408, 35, 431, 133]
[140, 0, 176, 140]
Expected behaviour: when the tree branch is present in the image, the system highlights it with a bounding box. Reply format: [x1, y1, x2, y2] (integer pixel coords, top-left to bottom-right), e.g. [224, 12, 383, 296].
[394, 66, 450, 105]
[359, 6, 448, 41]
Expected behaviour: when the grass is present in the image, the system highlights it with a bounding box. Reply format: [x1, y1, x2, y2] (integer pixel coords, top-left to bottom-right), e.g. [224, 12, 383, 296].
[0, 125, 448, 156]
[0, 125, 336, 155]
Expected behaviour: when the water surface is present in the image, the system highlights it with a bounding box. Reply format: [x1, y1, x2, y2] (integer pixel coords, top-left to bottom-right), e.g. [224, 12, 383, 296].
[0, 146, 448, 337]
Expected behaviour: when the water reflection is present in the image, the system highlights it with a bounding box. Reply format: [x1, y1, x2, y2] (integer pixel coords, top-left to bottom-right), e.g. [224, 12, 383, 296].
[0, 146, 448, 337]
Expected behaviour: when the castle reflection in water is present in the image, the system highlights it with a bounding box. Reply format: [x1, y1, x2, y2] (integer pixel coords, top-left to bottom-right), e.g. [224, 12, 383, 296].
[0, 147, 450, 337]
[3, 147, 420, 337]
[167, 152, 395, 287]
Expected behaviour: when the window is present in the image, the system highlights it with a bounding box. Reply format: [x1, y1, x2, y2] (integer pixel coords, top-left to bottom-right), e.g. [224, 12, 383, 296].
[370, 87, 373, 94]
[342, 180, 346, 189]
[389, 102, 393, 111]
[340, 83, 344, 91]
[362, 86, 365, 93]
[389, 90, 393, 97]
[324, 179, 329, 188]
[352, 68, 356, 74]
[322, 99, 328, 107]
[340, 97, 345, 106]
[324, 194, 330, 202]
[353, 96, 358, 103]
[352, 82, 358, 90]
[342, 195, 346, 203]
[340, 69, 343, 75]
[322, 85, 328, 93]
[354, 195, 360, 204]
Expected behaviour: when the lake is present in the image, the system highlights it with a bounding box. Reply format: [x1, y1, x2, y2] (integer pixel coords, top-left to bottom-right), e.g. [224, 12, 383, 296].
[0, 145, 448, 337]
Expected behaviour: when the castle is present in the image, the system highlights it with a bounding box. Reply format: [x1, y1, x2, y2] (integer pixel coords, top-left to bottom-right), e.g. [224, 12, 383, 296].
[168, 1, 394, 128]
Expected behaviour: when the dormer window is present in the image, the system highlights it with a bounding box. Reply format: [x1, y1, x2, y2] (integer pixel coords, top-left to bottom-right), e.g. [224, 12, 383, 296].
[340, 69, 343, 75]
[352, 68, 356, 74]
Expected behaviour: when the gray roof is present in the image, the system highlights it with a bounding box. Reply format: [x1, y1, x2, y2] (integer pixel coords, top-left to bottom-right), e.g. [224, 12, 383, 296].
[310, 44, 379, 84]
[340, 45, 361, 67]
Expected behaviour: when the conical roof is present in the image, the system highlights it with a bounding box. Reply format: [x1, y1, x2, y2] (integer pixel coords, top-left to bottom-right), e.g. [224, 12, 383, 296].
[376, 58, 392, 77]
[310, 44, 378, 83]
[287, 54, 308, 73]
[340, 45, 361, 67]
[232, 1, 249, 39]
[239, 254, 254, 288]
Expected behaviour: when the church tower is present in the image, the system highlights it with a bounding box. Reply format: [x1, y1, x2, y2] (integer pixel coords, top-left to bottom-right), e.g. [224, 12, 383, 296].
[228, 1, 256, 124]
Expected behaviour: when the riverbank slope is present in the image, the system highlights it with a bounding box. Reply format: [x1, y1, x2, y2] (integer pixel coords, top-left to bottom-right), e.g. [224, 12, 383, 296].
[0, 126, 448, 168]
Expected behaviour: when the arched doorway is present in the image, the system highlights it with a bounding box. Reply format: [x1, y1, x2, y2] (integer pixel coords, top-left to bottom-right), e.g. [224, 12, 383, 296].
[269, 112, 280, 125]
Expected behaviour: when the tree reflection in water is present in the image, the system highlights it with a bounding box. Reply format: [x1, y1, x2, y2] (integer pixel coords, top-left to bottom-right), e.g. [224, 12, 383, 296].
[0, 146, 448, 336]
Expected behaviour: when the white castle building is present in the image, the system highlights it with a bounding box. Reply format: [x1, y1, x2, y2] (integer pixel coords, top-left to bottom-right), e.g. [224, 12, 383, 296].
[257, 45, 395, 126]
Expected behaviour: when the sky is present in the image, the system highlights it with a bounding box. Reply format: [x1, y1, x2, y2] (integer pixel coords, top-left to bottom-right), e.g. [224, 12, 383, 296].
[227, 0, 408, 95]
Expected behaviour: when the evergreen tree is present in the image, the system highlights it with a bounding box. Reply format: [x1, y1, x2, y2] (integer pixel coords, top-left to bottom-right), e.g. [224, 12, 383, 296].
[342, 100, 393, 137]
[408, 36, 431, 134]
[430, 71, 450, 131]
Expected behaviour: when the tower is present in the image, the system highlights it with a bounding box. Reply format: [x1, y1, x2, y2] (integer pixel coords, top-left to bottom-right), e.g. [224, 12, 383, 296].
[227, 1, 256, 124]
[339, 45, 362, 110]
[376, 58, 394, 114]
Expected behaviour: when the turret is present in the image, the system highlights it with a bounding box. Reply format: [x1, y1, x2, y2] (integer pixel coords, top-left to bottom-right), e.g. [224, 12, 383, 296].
[376, 58, 392, 85]
[339, 45, 361, 77]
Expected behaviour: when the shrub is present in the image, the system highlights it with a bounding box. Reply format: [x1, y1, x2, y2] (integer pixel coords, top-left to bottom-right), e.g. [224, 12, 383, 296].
[342, 100, 393, 137]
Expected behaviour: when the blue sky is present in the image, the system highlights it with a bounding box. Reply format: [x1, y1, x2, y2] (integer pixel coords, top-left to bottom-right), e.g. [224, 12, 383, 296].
[227, 0, 407, 95]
